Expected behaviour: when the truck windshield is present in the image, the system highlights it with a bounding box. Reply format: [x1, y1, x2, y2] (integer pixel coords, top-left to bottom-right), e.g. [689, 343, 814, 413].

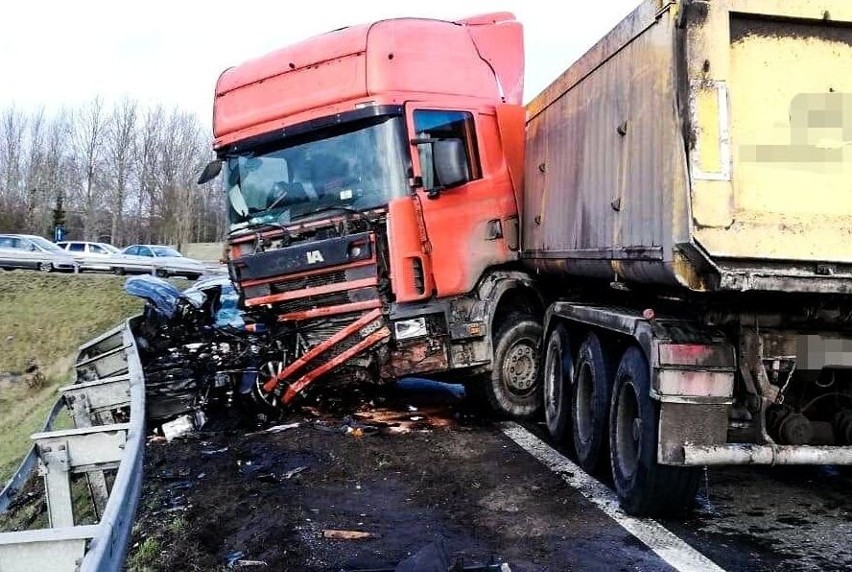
[224, 115, 409, 230]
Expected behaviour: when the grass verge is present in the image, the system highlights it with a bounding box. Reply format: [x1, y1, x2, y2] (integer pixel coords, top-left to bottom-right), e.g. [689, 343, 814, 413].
[0, 272, 144, 484]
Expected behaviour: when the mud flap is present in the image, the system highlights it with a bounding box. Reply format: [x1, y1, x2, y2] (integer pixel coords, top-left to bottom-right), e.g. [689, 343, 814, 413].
[658, 402, 728, 464]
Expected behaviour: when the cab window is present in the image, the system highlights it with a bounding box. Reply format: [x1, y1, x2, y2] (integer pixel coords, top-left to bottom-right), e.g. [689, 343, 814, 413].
[413, 110, 481, 191]
[68, 243, 85, 252]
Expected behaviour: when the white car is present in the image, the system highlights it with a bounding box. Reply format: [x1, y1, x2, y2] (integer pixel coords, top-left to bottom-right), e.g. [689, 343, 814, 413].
[55, 240, 122, 272]
[114, 244, 207, 280]
[0, 234, 78, 272]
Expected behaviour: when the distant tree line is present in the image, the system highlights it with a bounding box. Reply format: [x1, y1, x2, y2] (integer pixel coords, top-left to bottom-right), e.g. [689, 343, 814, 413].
[0, 97, 226, 248]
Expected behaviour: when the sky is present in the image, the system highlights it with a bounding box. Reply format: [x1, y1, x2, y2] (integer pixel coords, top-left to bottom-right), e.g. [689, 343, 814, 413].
[0, 0, 642, 127]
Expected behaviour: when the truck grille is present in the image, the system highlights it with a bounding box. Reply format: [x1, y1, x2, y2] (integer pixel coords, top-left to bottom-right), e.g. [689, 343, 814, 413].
[271, 270, 347, 294]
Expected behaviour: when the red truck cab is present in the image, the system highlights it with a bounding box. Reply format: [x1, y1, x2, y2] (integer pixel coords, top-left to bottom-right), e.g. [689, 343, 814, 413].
[202, 13, 540, 416]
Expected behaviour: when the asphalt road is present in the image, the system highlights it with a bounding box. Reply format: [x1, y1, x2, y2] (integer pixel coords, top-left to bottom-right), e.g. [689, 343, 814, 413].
[128, 381, 852, 571]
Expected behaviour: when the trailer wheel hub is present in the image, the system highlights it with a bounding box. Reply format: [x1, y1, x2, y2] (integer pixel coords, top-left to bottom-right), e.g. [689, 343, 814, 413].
[505, 342, 537, 393]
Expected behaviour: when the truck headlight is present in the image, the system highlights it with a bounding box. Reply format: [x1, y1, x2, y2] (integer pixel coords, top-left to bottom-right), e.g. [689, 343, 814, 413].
[394, 317, 427, 341]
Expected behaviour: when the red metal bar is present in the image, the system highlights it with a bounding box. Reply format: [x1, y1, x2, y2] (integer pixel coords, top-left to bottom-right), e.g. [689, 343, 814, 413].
[277, 299, 382, 322]
[240, 258, 375, 289]
[244, 277, 378, 307]
[262, 308, 384, 393]
[282, 326, 392, 404]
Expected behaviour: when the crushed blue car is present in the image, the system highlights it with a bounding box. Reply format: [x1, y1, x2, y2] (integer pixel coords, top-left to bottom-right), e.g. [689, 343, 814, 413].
[124, 274, 246, 329]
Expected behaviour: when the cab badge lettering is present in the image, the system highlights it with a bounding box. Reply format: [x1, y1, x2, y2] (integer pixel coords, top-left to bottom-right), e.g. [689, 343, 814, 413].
[306, 250, 325, 264]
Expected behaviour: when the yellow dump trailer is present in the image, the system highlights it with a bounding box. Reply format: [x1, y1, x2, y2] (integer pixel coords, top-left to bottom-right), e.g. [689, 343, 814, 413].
[523, 0, 852, 293]
[526, 1, 852, 518]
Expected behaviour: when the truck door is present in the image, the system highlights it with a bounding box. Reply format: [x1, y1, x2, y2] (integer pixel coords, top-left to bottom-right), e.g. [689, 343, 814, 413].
[406, 105, 519, 298]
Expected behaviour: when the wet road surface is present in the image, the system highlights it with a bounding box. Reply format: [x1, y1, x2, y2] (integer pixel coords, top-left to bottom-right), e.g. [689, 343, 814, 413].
[126, 379, 852, 571]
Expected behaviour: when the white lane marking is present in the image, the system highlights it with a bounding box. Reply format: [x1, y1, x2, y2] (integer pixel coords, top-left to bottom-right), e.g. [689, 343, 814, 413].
[499, 422, 725, 572]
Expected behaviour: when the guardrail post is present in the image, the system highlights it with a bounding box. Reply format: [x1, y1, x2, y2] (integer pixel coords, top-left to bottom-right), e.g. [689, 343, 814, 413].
[59, 376, 132, 519]
[38, 444, 75, 528]
[32, 425, 129, 531]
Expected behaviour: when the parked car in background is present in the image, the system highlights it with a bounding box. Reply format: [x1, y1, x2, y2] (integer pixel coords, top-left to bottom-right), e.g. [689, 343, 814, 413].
[112, 244, 206, 280]
[0, 234, 78, 272]
[55, 240, 122, 272]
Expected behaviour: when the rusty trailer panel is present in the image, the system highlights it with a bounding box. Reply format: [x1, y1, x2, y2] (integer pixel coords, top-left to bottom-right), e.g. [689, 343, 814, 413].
[522, 0, 852, 294]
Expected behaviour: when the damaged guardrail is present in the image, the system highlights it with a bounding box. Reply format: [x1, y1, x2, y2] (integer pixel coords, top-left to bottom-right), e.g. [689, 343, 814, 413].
[0, 317, 146, 571]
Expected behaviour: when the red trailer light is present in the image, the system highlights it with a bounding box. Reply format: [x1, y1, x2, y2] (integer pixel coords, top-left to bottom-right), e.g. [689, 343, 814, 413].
[657, 343, 735, 368]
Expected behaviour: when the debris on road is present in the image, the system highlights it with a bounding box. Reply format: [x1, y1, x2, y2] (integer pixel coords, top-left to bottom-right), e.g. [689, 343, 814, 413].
[200, 447, 229, 455]
[284, 466, 307, 479]
[153, 468, 191, 480]
[225, 551, 245, 568]
[264, 422, 300, 434]
[322, 529, 376, 540]
[161, 412, 206, 442]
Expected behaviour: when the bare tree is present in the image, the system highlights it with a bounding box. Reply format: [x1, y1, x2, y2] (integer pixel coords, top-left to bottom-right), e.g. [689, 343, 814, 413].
[105, 97, 137, 245]
[0, 106, 27, 230]
[0, 100, 221, 245]
[132, 105, 165, 245]
[43, 110, 74, 235]
[22, 108, 47, 233]
[156, 108, 206, 247]
[72, 96, 107, 240]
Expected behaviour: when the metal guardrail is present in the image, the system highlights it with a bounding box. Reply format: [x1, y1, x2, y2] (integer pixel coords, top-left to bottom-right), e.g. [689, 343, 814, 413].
[0, 317, 146, 571]
[0, 398, 68, 514]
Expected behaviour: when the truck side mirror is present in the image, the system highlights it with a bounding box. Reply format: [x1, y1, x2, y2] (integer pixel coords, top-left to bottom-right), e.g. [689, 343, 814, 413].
[197, 159, 222, 185]
[433, 139, 470, 190]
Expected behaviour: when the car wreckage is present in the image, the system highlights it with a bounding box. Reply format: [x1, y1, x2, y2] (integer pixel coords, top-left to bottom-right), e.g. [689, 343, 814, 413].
[126, 274, 379, 427]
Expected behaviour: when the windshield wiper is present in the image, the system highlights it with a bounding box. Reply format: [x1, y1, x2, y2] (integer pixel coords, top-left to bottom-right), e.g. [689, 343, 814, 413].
[262, 193, 289, 214]
[301, 205, 360, 218]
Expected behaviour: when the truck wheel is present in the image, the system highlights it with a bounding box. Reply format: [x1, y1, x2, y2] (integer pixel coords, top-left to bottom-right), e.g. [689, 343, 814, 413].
[544, 324, 573, 443]
[572, 332, 613, 474]
[609, 346, 700, 517]
[486, 313, 543, 419]
[235, 362, 285, 423]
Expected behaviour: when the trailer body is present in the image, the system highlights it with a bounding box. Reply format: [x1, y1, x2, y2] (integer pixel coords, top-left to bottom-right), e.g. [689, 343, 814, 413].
[523, 0, 852, 294]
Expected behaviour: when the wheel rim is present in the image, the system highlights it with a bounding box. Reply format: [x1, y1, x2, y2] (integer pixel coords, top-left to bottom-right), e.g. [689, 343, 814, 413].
[256, 361, 285, 408]
[544, 340, 562, 422]
[614, 380, 641, 480]
[502, 337, 538, 396]
[575, 362, 594, 446]
[39, 262, 51, 272]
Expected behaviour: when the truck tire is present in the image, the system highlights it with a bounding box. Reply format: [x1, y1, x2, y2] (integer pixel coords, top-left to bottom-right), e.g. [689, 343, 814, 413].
[485, 312, 543, 419]
[544, 324, 573, 443]
[572, 332, 613, 474]
[609, 346, 700, 517]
